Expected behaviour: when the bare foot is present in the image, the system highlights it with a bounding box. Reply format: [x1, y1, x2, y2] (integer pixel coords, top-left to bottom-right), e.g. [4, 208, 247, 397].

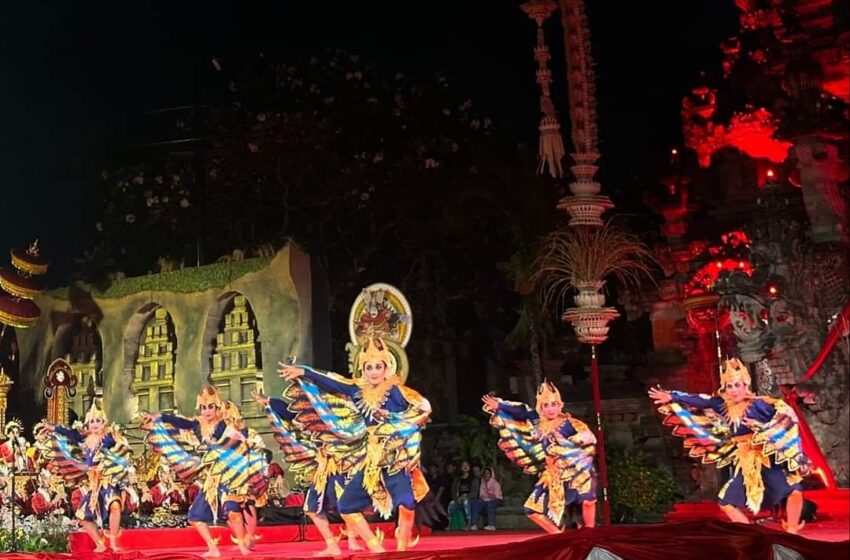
[782, 520, 805, 535]
[314, 542, 343, 557]
[367, 541, 385, 553]
[202, 546, 221, 558]
[348, 541, 364, 551]
[109, 535, 122, 552]
[93, 541, 107, 553]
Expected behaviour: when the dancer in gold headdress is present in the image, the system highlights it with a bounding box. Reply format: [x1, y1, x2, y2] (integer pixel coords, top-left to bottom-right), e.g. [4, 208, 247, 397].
[482, 381, 597, 533]
[253, 385, 364, 557]
[648, 358, 810, 533]
[279, 335, 431, 552]
[42, 400, 133, 552]
[141, 385, 267, 557]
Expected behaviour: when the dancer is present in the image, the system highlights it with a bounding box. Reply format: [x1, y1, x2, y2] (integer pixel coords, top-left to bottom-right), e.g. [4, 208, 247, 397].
[253, 387, 364, 557]
[42, 401, 133, 552]
[221, 399, 268, 551]
[648, 358, 810, 533]
[482, 381, 597, 533]
[279, 335, 431, 551]
[141, 385, 267, 557]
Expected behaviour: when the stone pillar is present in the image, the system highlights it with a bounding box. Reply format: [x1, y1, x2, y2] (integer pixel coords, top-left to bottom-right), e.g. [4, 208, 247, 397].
[794, 139, 847, 244]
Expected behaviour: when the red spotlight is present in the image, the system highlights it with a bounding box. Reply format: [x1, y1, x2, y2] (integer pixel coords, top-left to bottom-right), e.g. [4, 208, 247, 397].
[766, 169, 775, 179]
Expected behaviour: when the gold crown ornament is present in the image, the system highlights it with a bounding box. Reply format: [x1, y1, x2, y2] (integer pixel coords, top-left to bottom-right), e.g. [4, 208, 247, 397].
[355, 336, 398, 377]
[195, 384, 223, 409]
[84, 400, 107, 425]
[535, 379, 564, 415]
[719, 358, 752, 392]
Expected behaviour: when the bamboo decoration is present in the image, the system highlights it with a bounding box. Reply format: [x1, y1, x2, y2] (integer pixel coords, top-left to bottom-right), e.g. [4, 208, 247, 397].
[521, 0, 565, 178]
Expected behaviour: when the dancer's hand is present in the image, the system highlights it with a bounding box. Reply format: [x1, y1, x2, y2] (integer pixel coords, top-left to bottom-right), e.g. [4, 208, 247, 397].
[251, 389, 270, 407]
[481, 394, 500, 413]
[577, 430, 596, 446]
[140, 412, 161, 425]
[648, 387, 672, 404]
[40, 423, 55, 435]
[372, 408, 390, 420]
[278, 363, 305, 381]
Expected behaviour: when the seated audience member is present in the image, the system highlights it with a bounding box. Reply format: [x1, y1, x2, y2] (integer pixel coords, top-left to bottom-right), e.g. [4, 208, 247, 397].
[470, 467, 503, 530]
[447, 460, 480, 530]
[416, 463, 448, 529]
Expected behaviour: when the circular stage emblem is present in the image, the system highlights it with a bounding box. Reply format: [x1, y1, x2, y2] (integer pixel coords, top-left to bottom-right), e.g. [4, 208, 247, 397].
[348, 283, 412, 347]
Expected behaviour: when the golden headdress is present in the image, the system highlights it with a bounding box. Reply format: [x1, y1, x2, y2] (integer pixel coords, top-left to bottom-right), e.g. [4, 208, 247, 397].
[719, 358, 751, 392]
[220, 400, 245, 429]
[535, 379, 563, 415]
[4, 418, 23, 436]
[355, 336, 398, 377]
[33, 420, 47, 438]
[195, 384, 223, 409]
[84, 400, 107, 425]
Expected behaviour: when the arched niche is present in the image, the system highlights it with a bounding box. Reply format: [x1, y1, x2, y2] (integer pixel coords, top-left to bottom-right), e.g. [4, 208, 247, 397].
[123, 303, 178, 415]
[201, 292, 263, 411]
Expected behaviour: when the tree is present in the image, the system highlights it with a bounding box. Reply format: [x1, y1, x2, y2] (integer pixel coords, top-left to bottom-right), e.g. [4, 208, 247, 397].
[82, 50, 557, 375]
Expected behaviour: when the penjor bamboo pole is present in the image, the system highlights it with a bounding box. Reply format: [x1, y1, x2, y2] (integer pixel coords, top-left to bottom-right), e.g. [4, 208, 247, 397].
[590, 344, 611, 525]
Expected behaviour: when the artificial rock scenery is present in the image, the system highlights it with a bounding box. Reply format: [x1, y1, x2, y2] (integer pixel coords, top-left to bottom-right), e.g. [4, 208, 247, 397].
[11, 244, 326, 450]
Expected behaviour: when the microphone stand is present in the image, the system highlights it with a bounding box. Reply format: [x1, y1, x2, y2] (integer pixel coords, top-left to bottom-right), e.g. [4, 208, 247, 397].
[7, 440, 31, 552]
[8, 468, 22, 552]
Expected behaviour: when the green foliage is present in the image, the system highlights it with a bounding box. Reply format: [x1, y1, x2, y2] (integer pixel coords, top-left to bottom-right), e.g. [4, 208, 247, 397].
[49, 257, 271, 300]
[453, 414, 499, 469]
[608, 450, 678, 523]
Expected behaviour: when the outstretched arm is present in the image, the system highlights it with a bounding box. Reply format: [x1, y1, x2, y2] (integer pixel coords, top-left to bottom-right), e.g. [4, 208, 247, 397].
[268, 397, 298, 422]
[50, 425, 84, 443]
[279, 363, 359, 397]
[158, 413, 200, 431]
[649, 387, 723, 412]
[482, 394, 536, 422]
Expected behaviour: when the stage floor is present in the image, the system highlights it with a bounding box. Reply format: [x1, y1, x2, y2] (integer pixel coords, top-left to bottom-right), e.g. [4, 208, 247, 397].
[1, 521, 847, 560]
[120, 530, 539, 558]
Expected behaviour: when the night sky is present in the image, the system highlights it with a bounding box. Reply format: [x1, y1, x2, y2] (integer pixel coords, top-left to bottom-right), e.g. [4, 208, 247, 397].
[1, 1, 738, 286]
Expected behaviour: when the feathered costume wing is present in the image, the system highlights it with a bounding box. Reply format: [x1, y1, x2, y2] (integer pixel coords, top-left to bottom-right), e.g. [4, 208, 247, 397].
[657, 395, 809, 514]
[656, 401, 737, 468]
[288, 370, 430, 518]
[487, 401, 546, 475]
[749, 397, 809, 474]
[97, 429, 134, 488]
[48, 427, 133, 488]
[144, 417, 267, 497]
[143, 418, 204, 483]
[48, 431, 88, 484]
[201, 431, 269, 498]
[550, 417, 596, 490]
